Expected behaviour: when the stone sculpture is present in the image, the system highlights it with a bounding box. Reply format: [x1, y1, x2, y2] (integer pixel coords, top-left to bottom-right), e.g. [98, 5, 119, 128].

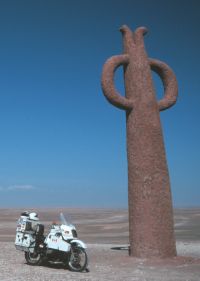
[101, 25, 178, 258]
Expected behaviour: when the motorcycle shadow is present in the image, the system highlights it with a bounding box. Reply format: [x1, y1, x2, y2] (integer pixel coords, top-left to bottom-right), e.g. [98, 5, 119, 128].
[24, 261, 67, 270]
[24, 261, 90, 273]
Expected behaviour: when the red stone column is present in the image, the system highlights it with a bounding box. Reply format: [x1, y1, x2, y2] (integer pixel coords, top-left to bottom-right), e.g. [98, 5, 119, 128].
[101, 25, 178, 258]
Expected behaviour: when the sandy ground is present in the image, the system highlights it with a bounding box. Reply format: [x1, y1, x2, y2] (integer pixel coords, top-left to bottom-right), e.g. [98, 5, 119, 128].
[0, 208, 200, 281]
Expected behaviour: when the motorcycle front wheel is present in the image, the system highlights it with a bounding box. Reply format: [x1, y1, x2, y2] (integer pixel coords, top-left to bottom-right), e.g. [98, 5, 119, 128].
[25, 251, 43, 266]
[68, 246, 88, 272]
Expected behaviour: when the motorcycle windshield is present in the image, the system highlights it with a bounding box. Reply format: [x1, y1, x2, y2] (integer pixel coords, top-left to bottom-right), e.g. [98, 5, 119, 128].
[59, 212, 73, 226]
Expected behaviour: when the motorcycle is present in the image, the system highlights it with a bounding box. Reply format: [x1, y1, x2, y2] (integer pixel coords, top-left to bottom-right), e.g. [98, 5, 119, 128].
[15, 211, 89, 272]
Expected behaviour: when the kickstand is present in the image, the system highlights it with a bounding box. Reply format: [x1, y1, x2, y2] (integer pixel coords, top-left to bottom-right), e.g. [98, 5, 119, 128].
[85, 267, 90, 272]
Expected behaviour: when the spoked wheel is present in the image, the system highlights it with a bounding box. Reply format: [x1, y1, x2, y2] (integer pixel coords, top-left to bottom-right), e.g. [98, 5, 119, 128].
[25, 251, 43, 266]
[68, 246, 88, 272]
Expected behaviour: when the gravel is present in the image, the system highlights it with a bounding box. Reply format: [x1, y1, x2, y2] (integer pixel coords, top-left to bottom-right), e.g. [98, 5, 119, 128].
[0, 241, 200, 281]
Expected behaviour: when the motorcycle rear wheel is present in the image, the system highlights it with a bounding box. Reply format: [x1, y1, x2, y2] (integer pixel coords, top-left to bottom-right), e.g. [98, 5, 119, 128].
[25, 251, 43, 266]
[68, 246, 88, 272]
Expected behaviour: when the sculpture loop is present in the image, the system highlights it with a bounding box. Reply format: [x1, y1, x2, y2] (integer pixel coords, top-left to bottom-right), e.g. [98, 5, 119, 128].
[101, 54, 133, 110]
[149, 58, 178, 111]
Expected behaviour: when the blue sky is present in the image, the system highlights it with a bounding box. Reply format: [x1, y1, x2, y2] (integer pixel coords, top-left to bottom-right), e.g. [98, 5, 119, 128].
[0, 0, 199, 207]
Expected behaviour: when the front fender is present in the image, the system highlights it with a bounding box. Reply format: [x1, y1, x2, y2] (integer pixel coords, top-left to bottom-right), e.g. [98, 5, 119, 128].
[71, 239, 87, 249]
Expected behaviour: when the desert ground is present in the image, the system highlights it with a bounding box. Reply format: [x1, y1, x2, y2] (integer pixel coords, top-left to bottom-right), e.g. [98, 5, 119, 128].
[0, 208, 200, 281]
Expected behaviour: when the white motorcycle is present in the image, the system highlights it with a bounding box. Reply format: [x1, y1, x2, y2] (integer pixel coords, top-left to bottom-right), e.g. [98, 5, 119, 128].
[15, 212, 89, 272]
